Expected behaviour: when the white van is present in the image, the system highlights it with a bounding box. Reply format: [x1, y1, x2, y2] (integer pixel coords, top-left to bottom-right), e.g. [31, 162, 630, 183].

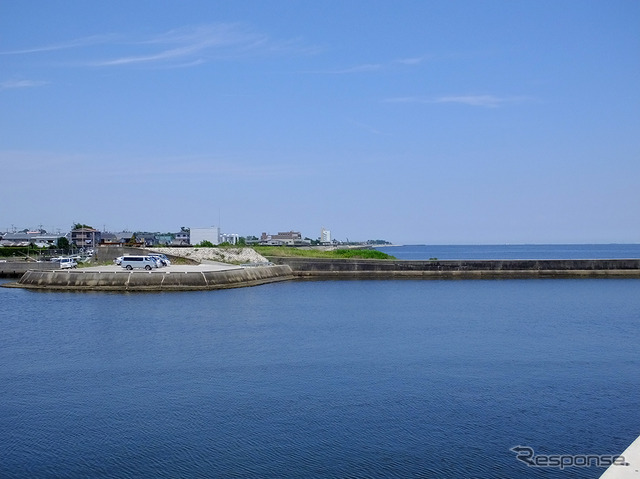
[120, 256, 157, 271]
[59, 258, 78, 269]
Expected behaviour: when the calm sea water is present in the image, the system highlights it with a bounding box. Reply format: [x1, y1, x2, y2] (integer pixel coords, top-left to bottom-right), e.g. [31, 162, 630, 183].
[375, 243, 640, 260]
[1, 259, 639, 477]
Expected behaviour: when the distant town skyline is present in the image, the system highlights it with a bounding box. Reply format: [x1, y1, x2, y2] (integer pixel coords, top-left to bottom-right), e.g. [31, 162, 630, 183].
[1, 1, 639, 245]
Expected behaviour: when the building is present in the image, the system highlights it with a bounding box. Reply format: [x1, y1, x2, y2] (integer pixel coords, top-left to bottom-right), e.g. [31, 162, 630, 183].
[259, 231, 310, 246]
[155, 234, 173, 246]
[1, 230, 68, 248]
[101, 232, 138, 245]
[31, 233, 61, 248]
[321, 228, 331, 244]
[71, 228, 101, 248]
[190, 227, 220, 246]
[220, 233, 240, 245]
[135, 233, 159, 247]
[172, 230, 190, 246]
[99, 232, 118, 244]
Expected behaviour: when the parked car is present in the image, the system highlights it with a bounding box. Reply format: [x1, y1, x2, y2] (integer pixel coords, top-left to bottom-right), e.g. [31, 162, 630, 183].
[149, 254, 171, 267]
[114, 256, 123, 265]
[59, 258, 78, 269]
[120, 256, 157, 271]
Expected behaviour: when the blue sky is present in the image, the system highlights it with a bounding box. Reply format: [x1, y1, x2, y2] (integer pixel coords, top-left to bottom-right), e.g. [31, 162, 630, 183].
[1, 1, 638, 244]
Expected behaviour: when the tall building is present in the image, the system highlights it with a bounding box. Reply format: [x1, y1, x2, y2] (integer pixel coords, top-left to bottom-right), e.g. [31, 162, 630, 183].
[321, 228, 331, 244]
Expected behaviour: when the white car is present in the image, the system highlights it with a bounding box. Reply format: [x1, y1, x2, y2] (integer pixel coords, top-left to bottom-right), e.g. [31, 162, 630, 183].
[114, 256, 124, 265]
[59, 258, 78, 269]
[149, 254, 171, 267]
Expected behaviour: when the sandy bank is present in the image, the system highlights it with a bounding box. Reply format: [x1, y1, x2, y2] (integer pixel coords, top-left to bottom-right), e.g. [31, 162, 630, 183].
[149, 247, 268, 264]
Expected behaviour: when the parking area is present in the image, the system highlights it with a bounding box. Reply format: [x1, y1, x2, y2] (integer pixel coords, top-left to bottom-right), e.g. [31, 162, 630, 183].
[81, 262, 243, 273]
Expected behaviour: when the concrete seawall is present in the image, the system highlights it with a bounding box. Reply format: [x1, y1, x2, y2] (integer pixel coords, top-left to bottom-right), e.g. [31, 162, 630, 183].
[4, 257, 639, 291]
[0, 262, 63, 278]
[4, 265, 294, 291]
[267, 257, 640, 279]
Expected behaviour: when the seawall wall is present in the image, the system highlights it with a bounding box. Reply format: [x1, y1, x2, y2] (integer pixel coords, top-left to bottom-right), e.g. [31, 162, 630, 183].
[267, 257, 640, 279]
[0, 262, 61, 278]
[6, 265, 294, 291]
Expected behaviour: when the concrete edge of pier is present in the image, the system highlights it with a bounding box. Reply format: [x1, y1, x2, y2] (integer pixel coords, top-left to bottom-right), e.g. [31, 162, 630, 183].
[267, 257, 640, 279]
[2, 264, 294, 291]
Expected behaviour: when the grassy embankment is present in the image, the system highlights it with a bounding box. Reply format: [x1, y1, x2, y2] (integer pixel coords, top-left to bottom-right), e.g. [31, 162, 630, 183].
[252, 246, 395, 260]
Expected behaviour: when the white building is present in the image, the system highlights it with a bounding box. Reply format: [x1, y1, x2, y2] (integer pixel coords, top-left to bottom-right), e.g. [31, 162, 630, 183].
[321, 228, 331, 244]
[220, 233, 239, 245]
[190, 227, 220, 246]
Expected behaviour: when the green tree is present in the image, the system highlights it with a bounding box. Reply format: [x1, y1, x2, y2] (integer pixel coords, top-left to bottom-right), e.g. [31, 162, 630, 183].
[57, 236, 70, 251]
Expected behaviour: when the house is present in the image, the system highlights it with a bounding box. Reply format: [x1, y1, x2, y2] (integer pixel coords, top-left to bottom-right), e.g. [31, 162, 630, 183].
[100, 232, 118, 244]
[173, 230, 190, 246]
[101, 232, 135, 245]
[135, 233, 159, 247]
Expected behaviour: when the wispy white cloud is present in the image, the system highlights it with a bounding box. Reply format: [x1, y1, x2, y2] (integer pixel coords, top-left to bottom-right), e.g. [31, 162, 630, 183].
[348, 119, 386, 135]
[384, 96, 429, 104]
[0, 34, 121, 55]
[435, 95, 509, 107]
[321, 56, 423, 74]
[330, 63, 384, 74]
[385, 94, 528, 108]
[395, 57, 424, 65]
[1, 24, 315, 69]
[92, 24, 270, 67]
[0, 79, 48, 91]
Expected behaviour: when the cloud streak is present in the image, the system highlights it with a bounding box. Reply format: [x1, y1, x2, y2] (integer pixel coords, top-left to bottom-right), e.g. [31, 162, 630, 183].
[318, 56, 424, 74]
[1, 24, 314, 69]
[435, 95, 512, 107]
[92, 24, 270, 67]
[330, 63, 384, 74]
[385, 94, 528, 108]
[395, 57, 424, 65]
[0, 79, 48, 91]
[0, 34, 121, 55]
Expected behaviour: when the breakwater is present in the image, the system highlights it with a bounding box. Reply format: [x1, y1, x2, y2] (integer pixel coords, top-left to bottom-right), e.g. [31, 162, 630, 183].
[0, 262, 60, 278]
[267, 257, 640, 279]
[4, 265, 294, 291]
[3, 257, 639, 291]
